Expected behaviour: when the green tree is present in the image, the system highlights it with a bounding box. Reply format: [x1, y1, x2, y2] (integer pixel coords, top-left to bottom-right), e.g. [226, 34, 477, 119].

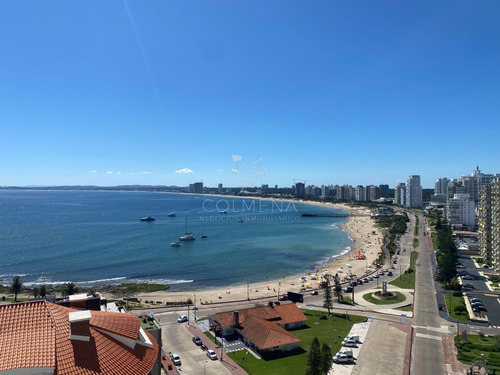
[10, 276, 23, 302]
[62, 282, 77, 296]
[322, 279, 333, 315]
[39, 285, 47, 298]
[334, 273, 343, 302]
[320, 343, 332, 375]
[305, 337, 322, 375]
[32, 286, 40, 299]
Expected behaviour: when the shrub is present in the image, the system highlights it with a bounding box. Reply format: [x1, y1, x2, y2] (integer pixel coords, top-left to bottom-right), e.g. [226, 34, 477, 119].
[454, 305, 467, 314]
[453, 291, 463, 297]
[167, 364, 173, 370]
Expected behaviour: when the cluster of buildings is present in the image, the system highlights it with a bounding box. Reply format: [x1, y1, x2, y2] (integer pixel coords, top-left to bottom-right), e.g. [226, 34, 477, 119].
[394, 175, 423, 208]
[335, 184, 381, 202]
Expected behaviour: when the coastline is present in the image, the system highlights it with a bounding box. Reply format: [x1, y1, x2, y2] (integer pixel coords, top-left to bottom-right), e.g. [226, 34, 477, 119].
[124, 201, 382, 306]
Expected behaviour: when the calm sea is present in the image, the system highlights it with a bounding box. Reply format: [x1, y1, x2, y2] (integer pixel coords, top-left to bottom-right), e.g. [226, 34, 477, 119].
[0, 190, 351, 290]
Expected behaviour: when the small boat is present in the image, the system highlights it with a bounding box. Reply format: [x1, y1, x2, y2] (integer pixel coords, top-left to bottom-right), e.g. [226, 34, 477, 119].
[170, 242, 181, 247]
[179, 217, 195, 241]
[167, 212, 176, 217]
[140, 216, 156, 222]
[238, 218, 244, 223]
[200, 235, 208, 238]
[220, 210, 227, 214]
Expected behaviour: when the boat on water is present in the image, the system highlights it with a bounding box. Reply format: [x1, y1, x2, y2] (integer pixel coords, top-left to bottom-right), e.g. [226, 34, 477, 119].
[170, 242, 181, 247]
[179, 217, 195, 241]
[140, 216, 156, 222]
[200, 235, 208, 238]
[238, 218, 244, 223]
[220, 210, 227, 214]
[167, 212, 176, 217]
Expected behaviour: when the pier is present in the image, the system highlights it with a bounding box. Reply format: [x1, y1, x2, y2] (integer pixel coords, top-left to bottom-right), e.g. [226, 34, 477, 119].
[300, 212, 351, 218]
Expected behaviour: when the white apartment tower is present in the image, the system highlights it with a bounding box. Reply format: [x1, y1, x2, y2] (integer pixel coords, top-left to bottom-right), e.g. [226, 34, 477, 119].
[394, 183, 406, 205]
[446, 193, 476, 228]
[406, 175, 423, 208]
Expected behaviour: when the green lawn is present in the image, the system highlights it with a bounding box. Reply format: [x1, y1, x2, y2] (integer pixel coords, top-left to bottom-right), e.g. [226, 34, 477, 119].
[227, 310, 365, 375]
[455, 334, 500, 372]
[413, 238, 419, 248]
[362, 291, 406, 305]
[389, 251, 418, 289]
[395, 304, 413, 312]
[0, 297, 31, 302]
[444, 293, 470, 322]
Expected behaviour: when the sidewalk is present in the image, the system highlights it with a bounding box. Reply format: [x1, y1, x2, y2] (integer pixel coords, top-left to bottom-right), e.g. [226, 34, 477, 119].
[185, 323, 249, 375]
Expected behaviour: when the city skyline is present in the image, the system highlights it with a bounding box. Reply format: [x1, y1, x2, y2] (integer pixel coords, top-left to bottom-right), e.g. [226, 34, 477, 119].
[2, 1, 500, 188]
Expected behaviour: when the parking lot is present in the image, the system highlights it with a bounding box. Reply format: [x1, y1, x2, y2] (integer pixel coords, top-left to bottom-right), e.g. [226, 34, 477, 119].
[159, 312, 232, 375]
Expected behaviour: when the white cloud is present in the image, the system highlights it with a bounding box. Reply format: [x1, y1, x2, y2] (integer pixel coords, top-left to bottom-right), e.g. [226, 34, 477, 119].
[116, 171, 121, 175]
[89, 170, 97, 174]
[106, 171, 113, 175]
[139, 171, 152, 175]
[175, 168, 193, 174]
[217, 169, 224, 172]
[127, 172, 135, 175]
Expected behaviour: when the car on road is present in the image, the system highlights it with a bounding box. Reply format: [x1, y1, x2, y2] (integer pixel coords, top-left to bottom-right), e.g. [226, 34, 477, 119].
[373, 274, 379, 279]
[171, 353, 181, 366]
[177, 315, 188, 323]
[341, 339, 357, 347]
[368, 276, 374, 281]
[462, 275, 474, 280]
[470, 298, 482, 303]
[349, 281, 358, 287]
[471, 302, 484, 308]
[362, 277, 369, 283]
[344, 286, 353, 293]
[192, 336, 202, 345]
[310, 290, 319, 295]
[379, 271, 384, 276]
[278, 295, 288, 301]
[387, 271, 393, 276]
[473, 306, 487, 313]
[462, 283, 475, 289]
[206, 349, 218, 360]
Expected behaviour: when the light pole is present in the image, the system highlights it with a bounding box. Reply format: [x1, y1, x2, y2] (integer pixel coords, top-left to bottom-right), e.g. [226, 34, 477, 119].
[203, 360, 207, 375]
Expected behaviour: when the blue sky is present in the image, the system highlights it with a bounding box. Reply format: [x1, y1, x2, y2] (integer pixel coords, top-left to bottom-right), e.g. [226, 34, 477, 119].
[1, 1, 499, 188]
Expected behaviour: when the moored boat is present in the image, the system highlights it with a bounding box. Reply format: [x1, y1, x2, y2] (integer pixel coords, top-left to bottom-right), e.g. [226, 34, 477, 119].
[140, 216, 156, 221]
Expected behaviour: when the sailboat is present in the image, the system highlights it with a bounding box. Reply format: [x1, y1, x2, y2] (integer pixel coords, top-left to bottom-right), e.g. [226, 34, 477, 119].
[179, 217, 195, 241]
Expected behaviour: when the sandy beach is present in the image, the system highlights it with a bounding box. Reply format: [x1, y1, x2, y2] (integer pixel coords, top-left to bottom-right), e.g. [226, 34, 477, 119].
[125, 201, 383, 306]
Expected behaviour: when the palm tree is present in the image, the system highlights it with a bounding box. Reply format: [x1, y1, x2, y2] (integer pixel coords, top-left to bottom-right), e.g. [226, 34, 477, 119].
[32, 286, 40, 299]
[62, 282, 77, 296]
[39, 285, 47, 298]
[10, 276, 23, 302]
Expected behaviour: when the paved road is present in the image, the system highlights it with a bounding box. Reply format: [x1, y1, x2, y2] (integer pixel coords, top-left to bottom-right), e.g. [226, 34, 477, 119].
[410, 213, 448, 375]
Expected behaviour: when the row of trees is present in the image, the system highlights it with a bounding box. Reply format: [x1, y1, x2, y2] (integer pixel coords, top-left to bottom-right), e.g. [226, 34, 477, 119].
[9, 276, 78, 301]
[435, 216, 459, 289]
[305, 337, 332, 375]
[321, 274, 343, 315]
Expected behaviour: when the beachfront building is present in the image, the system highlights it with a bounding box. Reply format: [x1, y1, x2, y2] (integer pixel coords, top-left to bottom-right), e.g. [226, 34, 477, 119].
[0, 300, 159, 375]
[294, 182, 305, 198]
[366, 185, 381, 201]
[394, 183, 406, 206]
[209, 304, 307, 356]
[406, 175, 423, 208]
[189, 182, 204, 193]
[446, 193, 476, 228]
[354, 186, 366, 201]
[336, 185, 353, 201]
[493, 179, 500, 271]
[321, 185, 330, 198]
[432, 177, 448, 202]
[218, 183, 223, 193]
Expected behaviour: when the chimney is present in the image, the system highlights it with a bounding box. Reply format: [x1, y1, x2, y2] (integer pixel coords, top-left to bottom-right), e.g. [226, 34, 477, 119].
[268, 301, 274, 308]
[233, 311, 239, 328]
[69, 293, 88, 309]
[69, 310, 92, 342]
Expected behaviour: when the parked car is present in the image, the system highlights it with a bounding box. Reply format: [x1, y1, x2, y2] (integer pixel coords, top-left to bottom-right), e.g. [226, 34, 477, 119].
[177, 315, 188, 323]
[471, 302, 484, 308]
[462, 275, 474, 280]
[344, 286, 353, 293]
[470, 298, 481, 303]
[362, 277, 369, 283]
[462, 283, 475, 289]
[347, 334, 359, 342]
[337, 349, 354, 358]
[341, 339, 357, 347]
[387, 271, 393, 276]
[192, 336, 202, 345]
[333, 353, 353, 364]
[373, 274, 379, 279]
[206, 349, 218, 360]
[311, 290, 319, 295]
[278, 295, 288, 301]
[171, 353, 181, 366]
[368, 276, 374, 281]
[349, 281, 358, 287]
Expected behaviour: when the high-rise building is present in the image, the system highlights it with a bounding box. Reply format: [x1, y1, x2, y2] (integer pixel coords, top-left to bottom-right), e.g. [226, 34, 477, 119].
[295, 182, 305, 198]
[406, 175, 423, 208]
[189, 182, 203, 194]
[379, 184, 389, 191]
[434, 177, 449, 196]
[479, 185, 493, 265]
[446, 193, 476, 228]
[354, 186, 366, 201]
[493, 179, 500, 271]
[336, 185, 352, 201]
[459, 166, 500, 202]
[366, 185, 381, 201]
[321, 185, 330, 198]
[218, 183, 223, 193]
[394, 183, 406, 205]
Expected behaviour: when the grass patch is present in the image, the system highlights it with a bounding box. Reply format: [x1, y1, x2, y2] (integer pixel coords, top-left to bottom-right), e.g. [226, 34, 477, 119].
[227, 309, 365, 375]
[444, 293, 470, 322]
[362, 291, 406, 305]
[99, 283, 169, 294]
[339, 296, 353, 305]
[389, 251, 418, 289]
[413, 238, 419, 248]
[455, 334, 500, 372]
[0, 297, 31, 302]
[395, 304, 413, 312]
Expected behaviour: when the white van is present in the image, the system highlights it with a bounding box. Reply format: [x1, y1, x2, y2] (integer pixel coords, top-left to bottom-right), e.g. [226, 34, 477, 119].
[347, 334, 359, 342]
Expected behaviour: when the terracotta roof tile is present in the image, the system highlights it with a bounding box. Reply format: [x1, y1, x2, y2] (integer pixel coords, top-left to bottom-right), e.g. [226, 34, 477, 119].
[0, 301, 157, 374]
[273, 304, 308, 325]
[237, 316, 300, 350]
[215, 305, 281, 327]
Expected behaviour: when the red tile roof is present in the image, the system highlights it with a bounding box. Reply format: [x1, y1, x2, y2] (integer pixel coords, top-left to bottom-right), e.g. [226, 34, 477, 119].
[0, 301, 158, 374]
[237, 316, 301, 349]
[273, 304, 307, 325]
[215, 306, 281, 327]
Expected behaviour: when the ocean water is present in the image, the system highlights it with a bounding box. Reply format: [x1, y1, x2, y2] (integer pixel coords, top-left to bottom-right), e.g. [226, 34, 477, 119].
[0, 190, 351, 290]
